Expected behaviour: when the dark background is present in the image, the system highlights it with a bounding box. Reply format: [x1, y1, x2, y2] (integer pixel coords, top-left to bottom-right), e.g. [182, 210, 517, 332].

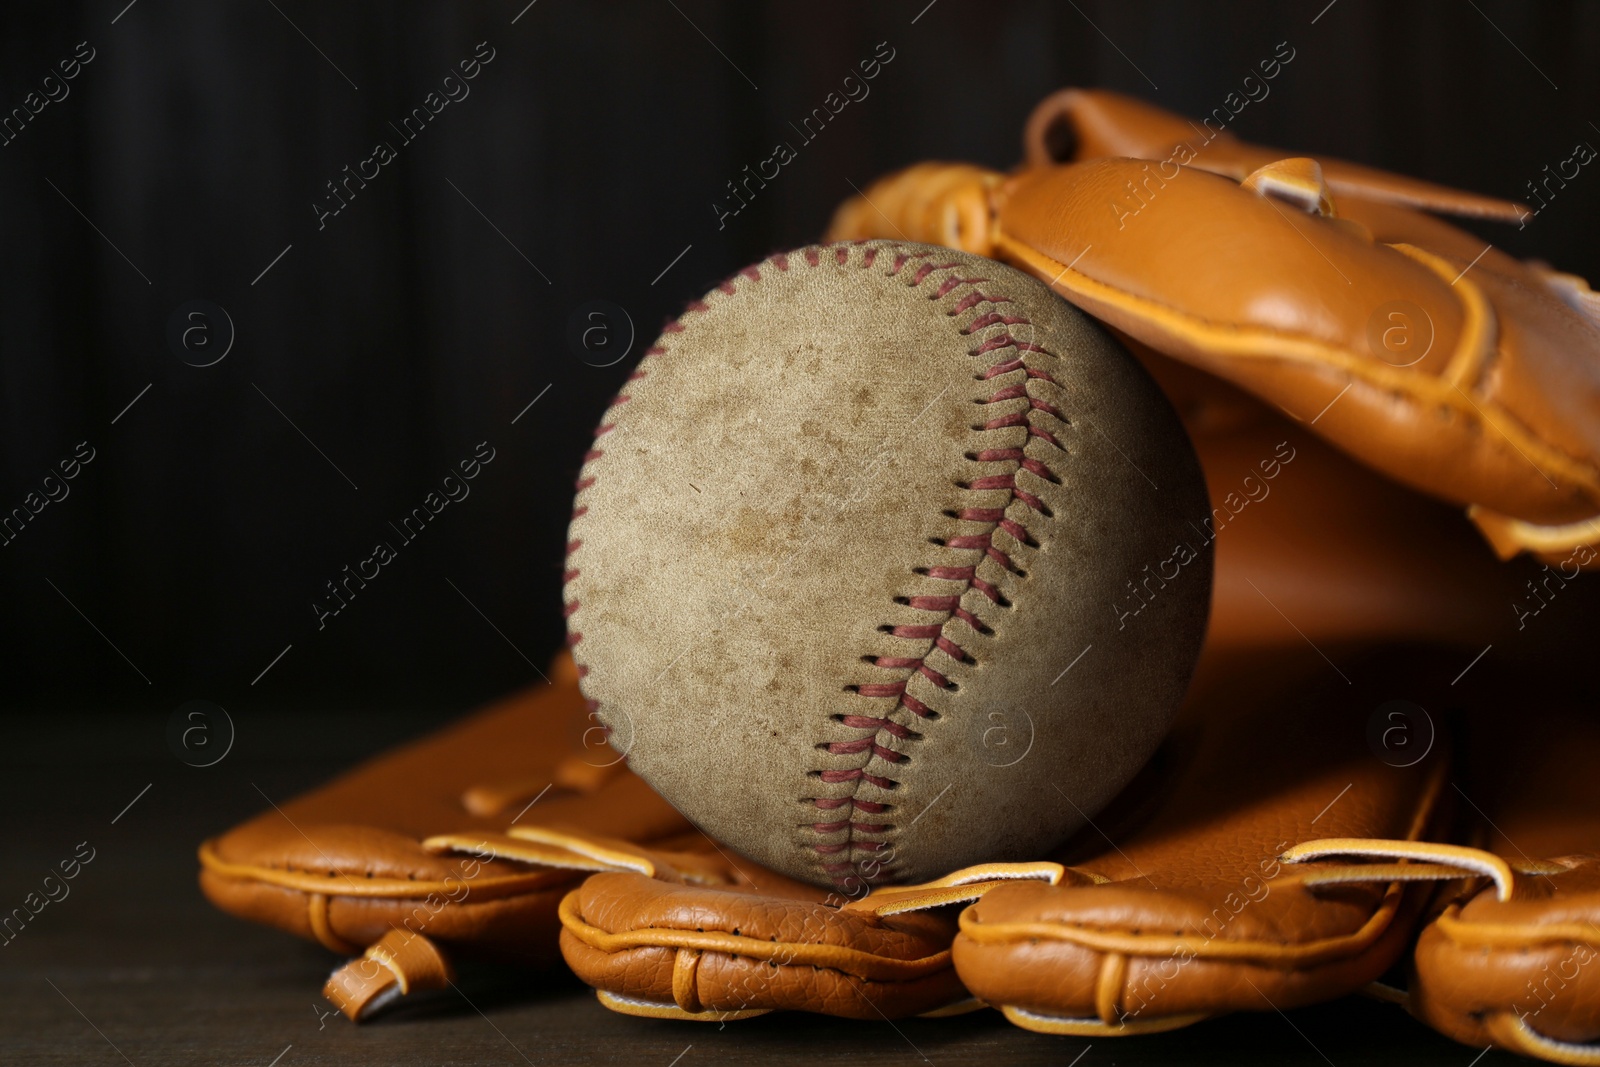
[3, 0, 1597, 720]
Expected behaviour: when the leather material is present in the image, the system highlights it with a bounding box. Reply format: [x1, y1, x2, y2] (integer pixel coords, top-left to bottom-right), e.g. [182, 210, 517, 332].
[561, 644, 1463, 1025]
[951, 646, 1454, 1033]
[1135, 348, 1521, 654]
[1407, 698, 1600, 1060]
[996, 161, 1600, 538]
[565, 242, 1211, 888]
[1022, 88, 1525, 221]
[198, 647, 1055, 1024]
[826, 91, 1600, 566]
[324, 928, 455, 1021]
[198, 652, 692, 1016]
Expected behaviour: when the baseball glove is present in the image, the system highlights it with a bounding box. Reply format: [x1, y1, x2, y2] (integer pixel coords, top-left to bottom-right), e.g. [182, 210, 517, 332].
[827, 89, 1600, 567]
[818, 86, 1600, 1058]
[549, 193, 1533, 1021]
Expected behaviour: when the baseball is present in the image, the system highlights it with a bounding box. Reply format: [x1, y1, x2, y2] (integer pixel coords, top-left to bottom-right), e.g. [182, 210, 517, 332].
[565, 241, 1210, 889]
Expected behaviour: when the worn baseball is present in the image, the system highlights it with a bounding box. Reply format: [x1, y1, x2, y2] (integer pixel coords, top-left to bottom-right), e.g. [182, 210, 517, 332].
[565, 241, 1210, 889]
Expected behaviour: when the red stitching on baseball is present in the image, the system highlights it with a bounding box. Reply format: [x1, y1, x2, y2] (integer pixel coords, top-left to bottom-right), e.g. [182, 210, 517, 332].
[800, 242, 1069, 887]
[980, 359, 1058, 381]
[962, 312, 1029, 333]
[969, 334, 1049, 356]
[947, 291, 1011, 315]
[932, 274, 989, 297]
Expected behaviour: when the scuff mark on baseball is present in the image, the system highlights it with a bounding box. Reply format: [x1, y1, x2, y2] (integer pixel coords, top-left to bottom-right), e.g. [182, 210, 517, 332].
[565, 241, 1211, 890]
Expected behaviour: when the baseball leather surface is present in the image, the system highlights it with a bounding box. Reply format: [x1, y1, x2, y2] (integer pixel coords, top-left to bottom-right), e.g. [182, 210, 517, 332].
[565, 241, 1210, 888]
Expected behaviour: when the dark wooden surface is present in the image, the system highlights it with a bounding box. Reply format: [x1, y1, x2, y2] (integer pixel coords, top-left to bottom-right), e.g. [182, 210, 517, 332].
[2, 706, 1526, 1066]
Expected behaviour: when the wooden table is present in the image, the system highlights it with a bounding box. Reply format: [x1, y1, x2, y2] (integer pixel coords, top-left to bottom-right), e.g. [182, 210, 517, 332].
[2, 705, 1517, 1065]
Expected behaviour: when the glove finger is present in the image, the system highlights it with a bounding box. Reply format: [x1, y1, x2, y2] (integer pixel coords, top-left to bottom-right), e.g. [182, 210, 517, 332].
[993, 158, 1600, 560]
[559, 854, 1065, 1020]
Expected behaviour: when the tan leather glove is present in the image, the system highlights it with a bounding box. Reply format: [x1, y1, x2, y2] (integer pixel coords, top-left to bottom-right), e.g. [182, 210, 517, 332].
[1132, 349, 1521, 654]
[826, 88, 1600, 1059]
[827, 89, 1600, 567]
[199, 650, 1055, 1024]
